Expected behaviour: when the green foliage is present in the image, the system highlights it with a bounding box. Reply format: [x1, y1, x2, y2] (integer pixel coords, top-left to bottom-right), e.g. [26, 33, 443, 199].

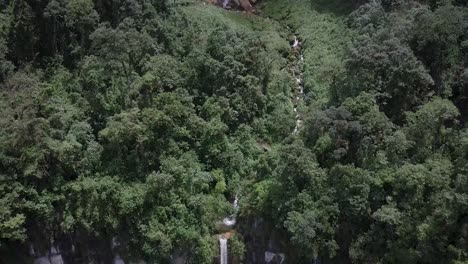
[0, 0, 293, 262]
[0, 184, 26, 243]
[250, 0, 468, 263]
[405, 97, 459, 160]
[0, 3, 14, 80]
[268, 141, 338, 258]
[1, 0, 468, 263]
[261, 0, 355, 106]
[412, 4, 468, 95]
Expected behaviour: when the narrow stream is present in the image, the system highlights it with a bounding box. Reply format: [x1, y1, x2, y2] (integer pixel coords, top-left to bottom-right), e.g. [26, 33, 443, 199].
[291, 36, 304, 134]
[214, 32, 305, 264]
[212, 4, 305, 263]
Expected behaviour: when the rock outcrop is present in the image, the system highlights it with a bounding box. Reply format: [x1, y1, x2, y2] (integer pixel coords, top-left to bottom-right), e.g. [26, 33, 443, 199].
[238, 0, 253, 11]
[217, 0, 255, 11]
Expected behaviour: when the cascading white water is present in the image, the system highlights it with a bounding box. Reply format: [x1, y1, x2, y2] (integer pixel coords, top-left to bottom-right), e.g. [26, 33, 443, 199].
[233, 195, 238, 209]
[291, 35, 304, 135]
[218, 195, 238, 263]
[292, 36, 300, 49]
[222, 217, 236, 226]
[219, 237, 228, 264]
[222, 195, 239, 227]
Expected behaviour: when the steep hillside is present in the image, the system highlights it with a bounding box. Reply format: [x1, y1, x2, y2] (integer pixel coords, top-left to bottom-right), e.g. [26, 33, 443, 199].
[1, 0, 468, 263]
[261, 0, 355, 106]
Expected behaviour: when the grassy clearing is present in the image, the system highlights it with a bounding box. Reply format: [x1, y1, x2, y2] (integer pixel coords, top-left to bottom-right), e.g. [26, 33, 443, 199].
[260, 0, 355, 106]
[179, 4, 288, 50]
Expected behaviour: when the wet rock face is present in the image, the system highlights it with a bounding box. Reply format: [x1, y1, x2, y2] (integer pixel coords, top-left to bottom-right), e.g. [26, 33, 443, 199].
[25, 236, 150, 264]
[217, 0, 231, 9]
[265, 251, 285, 264]
[32, 246, 64, 264]
[238, 0, 253, 11]
[237, 217, 292, 264]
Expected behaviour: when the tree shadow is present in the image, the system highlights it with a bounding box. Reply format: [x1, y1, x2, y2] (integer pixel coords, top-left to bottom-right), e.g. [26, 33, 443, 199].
[308, 0, 355, 16]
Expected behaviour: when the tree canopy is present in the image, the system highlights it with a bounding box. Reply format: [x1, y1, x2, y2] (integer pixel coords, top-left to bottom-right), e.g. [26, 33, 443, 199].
[1, 0, 468, 263]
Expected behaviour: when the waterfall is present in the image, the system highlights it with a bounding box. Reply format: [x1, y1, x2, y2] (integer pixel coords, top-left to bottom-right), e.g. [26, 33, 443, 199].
[233, 195, 238, 210]
[220, 237, 228, 264]
[222, 195, 239, 227]
[292, 36, 299, 48]
[218, 195, 238, 263]
[291, 35, 304, 135]
[223, 217, 236, 226]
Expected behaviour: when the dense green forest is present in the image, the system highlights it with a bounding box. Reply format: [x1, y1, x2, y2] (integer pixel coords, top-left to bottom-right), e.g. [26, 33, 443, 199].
[0, 0, 467, 263]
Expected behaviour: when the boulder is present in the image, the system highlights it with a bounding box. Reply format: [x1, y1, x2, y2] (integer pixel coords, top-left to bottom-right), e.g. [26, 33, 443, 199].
[239, 0, 253, 11]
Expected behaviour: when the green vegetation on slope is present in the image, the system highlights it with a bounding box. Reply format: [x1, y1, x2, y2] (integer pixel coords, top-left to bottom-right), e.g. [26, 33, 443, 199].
[261, 0, 355, 106]
[1, 0, 468, 263]
[0, 1, 294, 262]
[244, 0, 468, 263]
